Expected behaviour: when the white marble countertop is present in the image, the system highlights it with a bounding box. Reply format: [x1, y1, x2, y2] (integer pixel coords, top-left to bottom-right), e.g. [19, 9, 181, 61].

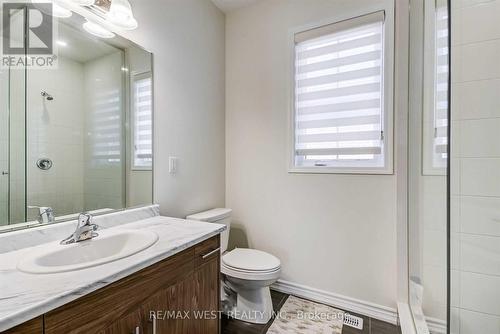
[0, 215, 225, 331]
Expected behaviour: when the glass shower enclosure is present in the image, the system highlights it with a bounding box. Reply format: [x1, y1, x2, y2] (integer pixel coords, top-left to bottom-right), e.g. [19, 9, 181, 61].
[408, 0, 449, 332]
[0, 68, 9, 224]
[0, 67, 27, 227]
[408, 0, 500, 333]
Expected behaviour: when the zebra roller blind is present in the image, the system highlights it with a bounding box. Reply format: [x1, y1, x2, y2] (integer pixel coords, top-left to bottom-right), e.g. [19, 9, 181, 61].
[293, 11, 390, 172]
[422, 0, 448, 175]
[132, 72, 153, 169]
[433, 4, 448, 168]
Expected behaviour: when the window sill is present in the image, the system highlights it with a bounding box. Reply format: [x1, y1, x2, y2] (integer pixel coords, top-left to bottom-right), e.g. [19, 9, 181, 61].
[288, 166, 394, 175]
[131, 167, 153, 172]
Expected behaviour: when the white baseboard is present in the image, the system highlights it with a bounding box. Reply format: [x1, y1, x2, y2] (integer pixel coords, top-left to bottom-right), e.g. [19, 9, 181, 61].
[271, 279, 399, 325]
[426, 316, 446, 334]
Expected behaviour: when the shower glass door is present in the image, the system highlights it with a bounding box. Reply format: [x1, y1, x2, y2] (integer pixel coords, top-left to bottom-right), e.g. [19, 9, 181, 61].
[0, 68, 27, 227]
[0, 67, 26, 227]
[408, 0, 449, 332]
[0, 69, 9, 225]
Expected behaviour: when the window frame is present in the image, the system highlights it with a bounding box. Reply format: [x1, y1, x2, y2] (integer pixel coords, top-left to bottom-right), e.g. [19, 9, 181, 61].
[287, 2, 395, 175]
[131, 71, 153, 171]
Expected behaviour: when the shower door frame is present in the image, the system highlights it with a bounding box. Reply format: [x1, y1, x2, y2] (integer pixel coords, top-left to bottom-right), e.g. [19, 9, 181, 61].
[397, 0, 452, 333]
[1, 68, 11, 225]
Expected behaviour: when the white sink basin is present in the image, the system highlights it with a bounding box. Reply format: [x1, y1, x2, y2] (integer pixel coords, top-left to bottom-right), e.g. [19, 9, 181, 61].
[17, 229, 159, 274]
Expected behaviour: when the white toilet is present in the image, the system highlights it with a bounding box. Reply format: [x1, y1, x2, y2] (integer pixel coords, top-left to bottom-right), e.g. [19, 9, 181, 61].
[187, 208, 281, 324]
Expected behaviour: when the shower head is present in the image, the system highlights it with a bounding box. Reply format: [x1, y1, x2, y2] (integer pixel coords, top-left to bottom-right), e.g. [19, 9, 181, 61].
[41, 91, 54, 101]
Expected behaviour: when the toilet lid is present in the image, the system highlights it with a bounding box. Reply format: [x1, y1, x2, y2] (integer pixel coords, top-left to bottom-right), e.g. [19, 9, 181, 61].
[222, 248, 280, 272]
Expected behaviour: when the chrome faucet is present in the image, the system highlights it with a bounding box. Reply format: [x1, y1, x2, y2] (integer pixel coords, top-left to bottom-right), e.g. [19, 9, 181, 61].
[60, 213, 99, 245]
[28, 206, 55, 224]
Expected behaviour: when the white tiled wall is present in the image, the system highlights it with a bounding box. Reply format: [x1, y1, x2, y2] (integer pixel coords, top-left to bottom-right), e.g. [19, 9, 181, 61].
[9, 69, 26, 224]
[451, 1, 500, 333]
[26, 57, 86, 220]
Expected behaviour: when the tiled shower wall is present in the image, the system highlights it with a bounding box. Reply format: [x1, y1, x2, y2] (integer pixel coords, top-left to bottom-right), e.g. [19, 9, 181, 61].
[451, 0, 500, 333]
[8, 69, 26, 224]
[27, 57, 86, 220]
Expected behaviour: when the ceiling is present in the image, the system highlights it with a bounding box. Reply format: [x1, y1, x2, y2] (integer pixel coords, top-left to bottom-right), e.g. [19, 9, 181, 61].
[211, 0, 259, 13]
[57, 22, 119, 63]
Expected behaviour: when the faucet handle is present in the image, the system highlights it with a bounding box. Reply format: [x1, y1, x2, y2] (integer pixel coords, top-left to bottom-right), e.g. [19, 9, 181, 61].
[28, 206, 55, 224]
[45, 207, 55, 223]
[78, 212, 92, 227]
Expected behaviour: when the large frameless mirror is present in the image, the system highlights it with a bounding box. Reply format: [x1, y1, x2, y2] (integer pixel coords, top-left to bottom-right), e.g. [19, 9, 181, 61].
[0, 3, 153, 232]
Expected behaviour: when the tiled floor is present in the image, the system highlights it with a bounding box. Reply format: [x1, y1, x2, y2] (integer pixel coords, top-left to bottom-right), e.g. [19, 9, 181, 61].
[221, 290, 401, 334]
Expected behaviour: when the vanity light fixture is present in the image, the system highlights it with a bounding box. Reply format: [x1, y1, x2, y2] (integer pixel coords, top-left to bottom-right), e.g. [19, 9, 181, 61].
[82, 19, 115, 38]
[107, 0, 138, 30]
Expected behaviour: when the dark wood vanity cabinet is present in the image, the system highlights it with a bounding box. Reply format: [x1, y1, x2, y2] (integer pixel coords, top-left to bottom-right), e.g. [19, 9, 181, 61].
[5, 235, 221, 334]
[3, 318, 43, 334]
[192, 237, 220, 334]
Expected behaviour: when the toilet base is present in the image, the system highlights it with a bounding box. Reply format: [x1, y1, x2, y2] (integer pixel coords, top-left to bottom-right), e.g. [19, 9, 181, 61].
[224, 284, 274, 324]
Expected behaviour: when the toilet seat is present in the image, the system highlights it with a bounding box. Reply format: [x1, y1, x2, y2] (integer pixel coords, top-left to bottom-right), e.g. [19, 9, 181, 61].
[221, 248, 281, 280]
[222, 263, 281, 281]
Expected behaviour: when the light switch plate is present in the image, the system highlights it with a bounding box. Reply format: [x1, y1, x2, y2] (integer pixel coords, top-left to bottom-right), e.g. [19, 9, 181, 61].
[169, 157, 178, 174]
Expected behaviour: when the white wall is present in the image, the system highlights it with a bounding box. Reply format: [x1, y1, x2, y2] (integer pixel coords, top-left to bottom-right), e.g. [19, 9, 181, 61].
[123, 0, 226, 218]
[225, 0, 398, 309]
[451, 1, 500, 333]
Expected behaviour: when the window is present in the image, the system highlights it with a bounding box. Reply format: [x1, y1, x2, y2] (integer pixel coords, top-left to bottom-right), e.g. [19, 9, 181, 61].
[290, 10, 393, 174]
[132, 72, 153, 170]
[423, 0, 448, 175]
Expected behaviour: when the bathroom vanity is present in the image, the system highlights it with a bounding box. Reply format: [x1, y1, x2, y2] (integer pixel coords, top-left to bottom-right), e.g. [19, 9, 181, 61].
[7, 236, 219, 334]
[0, 207, 226, 334]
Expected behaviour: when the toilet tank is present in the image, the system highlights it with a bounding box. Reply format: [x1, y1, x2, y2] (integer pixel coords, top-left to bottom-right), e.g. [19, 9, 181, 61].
[186, 208, 232, 253]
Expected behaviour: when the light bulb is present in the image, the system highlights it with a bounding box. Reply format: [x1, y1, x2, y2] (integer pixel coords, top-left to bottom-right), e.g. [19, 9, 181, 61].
[82, 20, 115, 39]
[107, 0, 138, 30]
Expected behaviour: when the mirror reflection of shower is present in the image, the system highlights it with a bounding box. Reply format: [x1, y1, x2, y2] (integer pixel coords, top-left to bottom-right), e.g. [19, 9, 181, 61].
[40, 91, 52, 124]
[41, 91, 54, 101]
